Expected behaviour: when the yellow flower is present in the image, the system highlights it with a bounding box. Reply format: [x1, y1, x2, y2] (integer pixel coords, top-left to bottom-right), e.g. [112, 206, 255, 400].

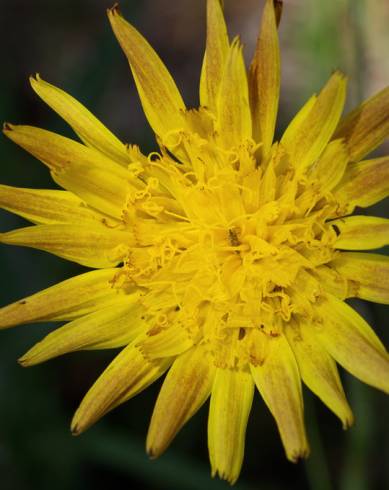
[1, 0, 389, 484]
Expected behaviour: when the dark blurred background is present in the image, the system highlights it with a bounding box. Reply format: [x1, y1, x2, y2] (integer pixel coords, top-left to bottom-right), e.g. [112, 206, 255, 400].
[0, 1, 388, 489]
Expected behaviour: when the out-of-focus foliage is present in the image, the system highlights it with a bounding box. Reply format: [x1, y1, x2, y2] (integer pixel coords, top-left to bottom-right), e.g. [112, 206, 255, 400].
[0, 1, 388, 489]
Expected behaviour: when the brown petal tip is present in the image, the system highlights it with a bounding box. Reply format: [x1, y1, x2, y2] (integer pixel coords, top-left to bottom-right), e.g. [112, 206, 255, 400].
[3, 122, 14, 133]
[288, 447, 310, 463]
[17, 356, 28, 367]
[342, 413, 355, 430]
[29, 73, 41, 84]
[146, 447, 159, 460]
[70, 423, 82, 436]
[274, 0, 283, 27]
[107, 3, 121, 17]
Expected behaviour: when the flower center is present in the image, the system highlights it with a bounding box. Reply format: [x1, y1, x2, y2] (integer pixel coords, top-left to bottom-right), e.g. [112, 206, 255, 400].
[117, 140, 341, 366]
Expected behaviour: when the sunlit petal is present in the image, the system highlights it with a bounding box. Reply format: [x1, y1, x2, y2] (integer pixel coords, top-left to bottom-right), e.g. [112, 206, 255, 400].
[286, 321, 354, 428]
[217, 38, 252, 148]
[251, 335, 309, 462]
[71, 342, 171, 435]
[147, 345, 215, 457]
[19, 298, 145, 365]
[330, 252, 389, 304]
[332, 216, 389, 250]
[208, 368, 254, 484]
[108, 6, 186, 139]
[334, 86, 389, 162]
[333, 156, 389, 214]
[281, 71, 347, 172]
[315, 294, 389, 393]
[200, 0, 229, 112]
[0, 185, 104, 225]
[30, 74, 130, 166]
[249, 0, 281, 159]
[0, 224, 134, 268]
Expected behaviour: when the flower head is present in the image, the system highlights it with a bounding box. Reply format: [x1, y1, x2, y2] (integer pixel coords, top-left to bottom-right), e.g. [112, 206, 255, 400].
[1, 0, 389, 484]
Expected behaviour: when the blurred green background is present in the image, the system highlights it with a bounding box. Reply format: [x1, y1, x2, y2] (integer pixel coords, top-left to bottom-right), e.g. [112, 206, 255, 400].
[0, 1, 388, 489]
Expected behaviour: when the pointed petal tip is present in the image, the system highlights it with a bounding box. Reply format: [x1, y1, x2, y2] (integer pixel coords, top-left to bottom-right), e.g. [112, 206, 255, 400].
[3, 122, 14, 133]
[18, 348, 39, 367]
[70, 413, 90, 436]
[231, 35, 242, 47]
[332, 68, 346, 79]
[327, 69, 348, 91]
[107, 3, 121, 18]
[145, 445, 160, 460]
[17, 356, 29, 367]
[342, 412, 355, 430]
[217, 470, 239, 486]
[287, 445, 310, 463]
[70, 422, 82, 437]
[29, 73, 41, 85]
[29, 74, 45, 92]
[274, 0, 283, 27]
[210, 467, 237, 485]
[338, 72, 348, 88]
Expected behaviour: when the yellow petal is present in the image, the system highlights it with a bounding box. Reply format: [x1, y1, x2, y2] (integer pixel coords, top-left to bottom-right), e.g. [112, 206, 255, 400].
[334, 86, 389, 162]
[199, 0, 229, 112]
[0, 268, 125, 328]
[309, 139, 349, 192]
[3, 124, 135, 219]
[286, 321, 354, 428]
[108, 6, 186, 138]
[137, 322, 193, 360]
[30, 75, 130, 166]
[208, 368, 254, 484]
[71, 341, 171, 434]
[281, 71, 347, 171]
[311, 265, 349, 300]
[250, 334, 309, 462]
[147, 345, 215, 457]
[217, 38, 252, 148]
[249, 0, 280, 159]
[19, 298, 145, 366]
[330, 252, 389, 304]
[183, 107, 215, 139]
[333, 156, 389, 214]
[0, 224, 134, 268]
[315, 294, 389, 393]
[332, 216, 389, 250]
[0, 185, 104, 225]
[279, 93, 316, 149]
